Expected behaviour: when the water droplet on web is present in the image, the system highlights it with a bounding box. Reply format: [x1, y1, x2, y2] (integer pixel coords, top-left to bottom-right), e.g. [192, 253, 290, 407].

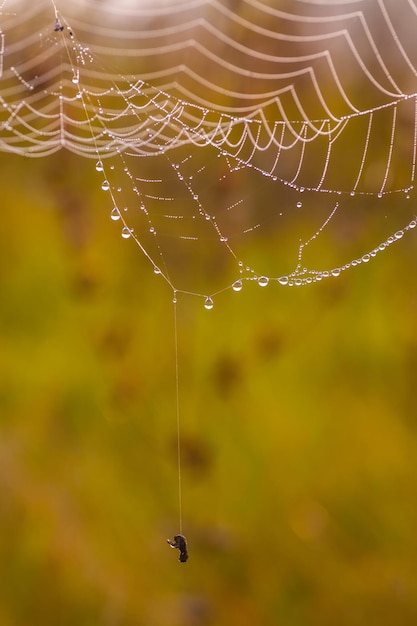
[296, 201, 302, 208]
[362, 254, 370, 262]
[395, 230, 404, 239]
[96, 160, 103, 172]
[72, 76, 79, 84]
[258, 276, 269, 287]
[101, 180, 110, 191]
[121, 227, 132, 239]
[111, 207, 120, 221]
[331, 268, 341, 277]
[278, 276, 289, 285]
[232, 279, 242, 292]
[204, 297, 214, 310]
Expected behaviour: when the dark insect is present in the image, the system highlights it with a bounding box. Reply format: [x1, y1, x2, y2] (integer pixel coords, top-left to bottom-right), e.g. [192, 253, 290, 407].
[167, 534, 188, 563]
[54, 18, 64, 32]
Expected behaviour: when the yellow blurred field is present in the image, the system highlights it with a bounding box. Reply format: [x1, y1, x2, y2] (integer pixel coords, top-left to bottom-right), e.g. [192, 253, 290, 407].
[0, 149, 417, 625]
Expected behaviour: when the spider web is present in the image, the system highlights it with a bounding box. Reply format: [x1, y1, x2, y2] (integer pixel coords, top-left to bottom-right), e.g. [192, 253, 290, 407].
[1, 0, 417, 305]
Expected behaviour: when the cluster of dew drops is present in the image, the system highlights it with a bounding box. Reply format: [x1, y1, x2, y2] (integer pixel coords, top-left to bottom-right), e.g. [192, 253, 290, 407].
[98, 158, 417, 310]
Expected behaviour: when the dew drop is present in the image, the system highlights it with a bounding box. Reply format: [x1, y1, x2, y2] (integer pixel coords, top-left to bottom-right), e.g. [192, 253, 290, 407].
[232, 280, 243, 292]
[121, 227, 132, 239]
[395, 230, 404, 239]
[204, 296, 214, 310]
[101, 180, 110, 191]
[278, 276, 289, 286]
[110, 207, 120, 221]
[296, 201, 302, 208]
[362, 254, 370, 262]
[331, 268, 341, 277]
[258, 276, 269, 287]
[72, 76, 79, 84]
[95, 160, 103, 172]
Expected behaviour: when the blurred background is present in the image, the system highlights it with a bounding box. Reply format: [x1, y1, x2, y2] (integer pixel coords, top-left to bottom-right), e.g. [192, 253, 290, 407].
[1, 1, 417, 625]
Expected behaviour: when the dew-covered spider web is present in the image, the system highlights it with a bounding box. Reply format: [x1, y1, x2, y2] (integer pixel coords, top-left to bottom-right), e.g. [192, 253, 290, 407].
[1, 0, 417, 306]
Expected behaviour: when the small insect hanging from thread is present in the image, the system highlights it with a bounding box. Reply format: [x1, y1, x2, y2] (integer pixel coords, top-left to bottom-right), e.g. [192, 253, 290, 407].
[54, 17, 64, 32]
[167, 534, 188, 563]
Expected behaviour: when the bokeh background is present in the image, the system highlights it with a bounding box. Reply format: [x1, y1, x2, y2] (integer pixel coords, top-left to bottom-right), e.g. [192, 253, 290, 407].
[1, 1, 417, 625]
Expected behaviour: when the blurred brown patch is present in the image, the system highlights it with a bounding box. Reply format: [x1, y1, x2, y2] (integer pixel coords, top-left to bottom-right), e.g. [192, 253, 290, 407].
[255, 325, 284, 361]
[211, 354, 242, 398]
[170, 432, 212, 478]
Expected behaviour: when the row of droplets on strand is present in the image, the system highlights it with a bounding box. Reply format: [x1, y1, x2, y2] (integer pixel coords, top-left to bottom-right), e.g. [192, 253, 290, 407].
[96, 151, 417, 309]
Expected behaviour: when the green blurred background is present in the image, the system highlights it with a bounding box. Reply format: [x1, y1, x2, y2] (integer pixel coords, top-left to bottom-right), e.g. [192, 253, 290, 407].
[1, 146, 417, 626]
[2, 1, 417, 624]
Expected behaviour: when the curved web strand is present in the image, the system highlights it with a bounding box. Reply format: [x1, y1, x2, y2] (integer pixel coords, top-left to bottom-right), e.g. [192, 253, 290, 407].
[0, 0, 416, 305]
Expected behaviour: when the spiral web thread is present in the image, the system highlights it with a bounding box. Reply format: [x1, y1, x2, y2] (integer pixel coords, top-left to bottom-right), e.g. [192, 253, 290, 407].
[1, 0, 417, 305]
